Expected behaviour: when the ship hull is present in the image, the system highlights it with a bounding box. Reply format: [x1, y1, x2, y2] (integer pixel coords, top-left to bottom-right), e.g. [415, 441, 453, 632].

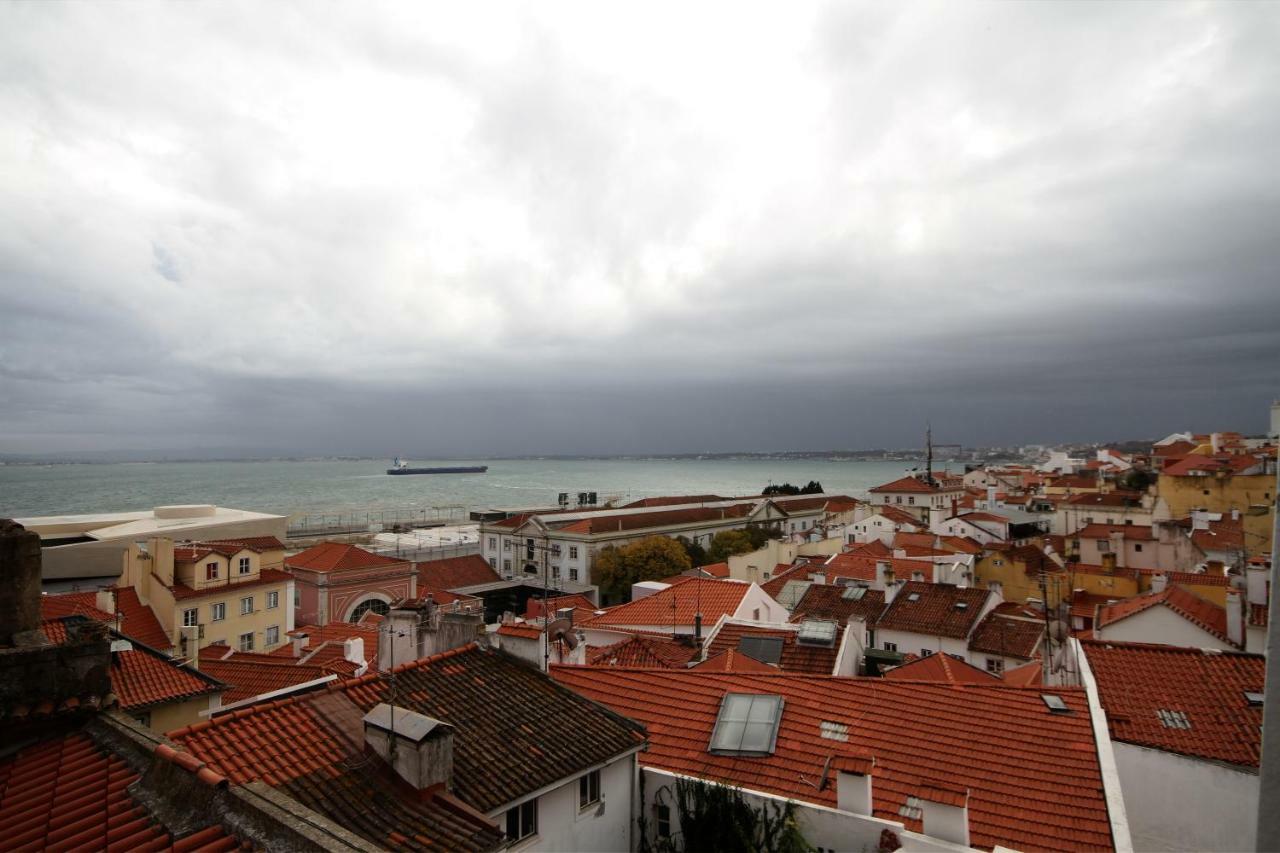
[386, 465, 488, 475]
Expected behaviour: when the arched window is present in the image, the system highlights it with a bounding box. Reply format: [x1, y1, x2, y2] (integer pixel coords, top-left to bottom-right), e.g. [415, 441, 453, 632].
[350, 598, 390, 622]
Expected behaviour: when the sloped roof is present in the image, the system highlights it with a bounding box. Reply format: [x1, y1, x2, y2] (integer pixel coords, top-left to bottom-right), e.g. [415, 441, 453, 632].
[1082, 640, 1264, 767]
[40, 588, 172, 651]
[174, 536, 285, 562]
[1096, 586, 1231, 645]
[705, 622, 838, 675]
[875, 582, 991, 640]
[526, 593, 598, 619]
[693, 649, 777, 672]
[883, 652, 1001, 684]
[418, 554, 501, 590]
[874, 505, 928, 527]
[1066, 492, 1144, 507]
[555, 504, 754, 535]
[171, 644, 645, 820]
[587, 635, 700, 668]
[1002, 659, 1044, 687]
[622, 495, 728, 508]
[284, 542, 408, 573]
[111, 646, 224, 711]
[1076, 524, 1154, 541]
[844, 539, 892, 557]
[197, 645, 332, 702]
[274, 622, 380, 660]
[789, 584, 886, 628]
[581, 578, 751, 629]
[551, 667, 1115, 852]
[869, 475, 949, 494]
[0, 731, 241, 851]
[967, 603, 1044, 660]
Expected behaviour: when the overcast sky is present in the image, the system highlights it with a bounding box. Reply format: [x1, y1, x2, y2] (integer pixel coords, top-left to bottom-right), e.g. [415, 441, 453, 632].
[1, 2, 1278, 458]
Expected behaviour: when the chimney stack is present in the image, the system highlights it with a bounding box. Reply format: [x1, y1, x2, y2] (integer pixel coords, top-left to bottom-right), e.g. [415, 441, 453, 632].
[1226, 588, 1245, 648]
[291, 632, 310, 657]
[362, 703, 455, 794]
[919, 782, 971, 847]
[0, 520, 44, 647]
[1150, 573, 1169, 594]
[833, 755, 874, 815]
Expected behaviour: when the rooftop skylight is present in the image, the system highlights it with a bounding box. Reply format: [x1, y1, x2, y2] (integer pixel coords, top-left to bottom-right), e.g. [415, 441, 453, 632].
[797, 620, 838, 647]
[737, 636, 784, 664]
[842, 586, 867, 601]
[708, 693, 785, 756]
[1041, 694, 1070, 714]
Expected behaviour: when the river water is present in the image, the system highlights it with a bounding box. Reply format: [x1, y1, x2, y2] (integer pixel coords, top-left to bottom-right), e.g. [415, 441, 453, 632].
[0, 457, 950, 519]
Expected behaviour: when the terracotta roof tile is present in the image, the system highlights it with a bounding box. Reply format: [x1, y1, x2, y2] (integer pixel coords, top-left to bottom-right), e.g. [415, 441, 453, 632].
[198, 646, 333, 702]
[1076, 524, 1155, 541]
[171, 644, 644, 825]
[706, 622, 838, 675]
[526, 593, 598, 619]
[1096, 586, 1232, 645]
[556, 504, 755, 535]
[587, 635, 700, 668]
[692, 649, 777, 672]
[622, 495, 728, 508]
[40, 588, 172, 651]
[875, 582, 992, 640]
[967, 603, 1044, 660]
[417, 554, 501, 590]
[551, 667, 1115, 851]
[789, 584, 886, 628]
[169, 567, 293, 602]
[111, 647, 224, 711]
[285, 542, 408, 573]
[1002, 659, 1044, 687]
[1082, 640, 1263, 767]
[581, 578, 752, 630]
[869, 475, 959, 494]
[883, 652, 1001, 684]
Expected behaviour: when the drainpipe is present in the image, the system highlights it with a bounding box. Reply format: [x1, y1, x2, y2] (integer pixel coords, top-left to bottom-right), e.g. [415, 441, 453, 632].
[1256, 450, 1280, 851]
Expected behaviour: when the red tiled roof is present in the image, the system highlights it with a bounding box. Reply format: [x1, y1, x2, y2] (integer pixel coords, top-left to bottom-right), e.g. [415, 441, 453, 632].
[171, 644, 645, 822]
[789, 584, 886, 628]
[940, 535, 985, 555]
[551, 667, 1116, 851]
[285, 542, 408, 573]
[175, 536, 286, 562]
[1002, 659, 1044, 687]
[40, 588, 172, 651]
[587, 635, 700, 668]
[198, 646, 332, 703]
[1082, 640, 1263, 767]
[581, 578, 751, 629]
[1136, 567, 1232, 587]
[693, 649, 778, 672]
[1160, 453, 1266, 477]
[496, 623, 543, 640]
[112, 647, 223, 711]
[967, 603, 1044, 659]
[526, 593, 598, 619]
[874, 504, 928, 527]
[883, 652, 1001, 684]
[555, 504, 754, 535]
[869, 475, 958, 494]
[760, 563, 812, 599]
[875, 582, 992, 640]
[274, 622, 380, 661]
[0, 732, 239, 852]
[1066, 492, 1144, 507]
[1096, 586, 1231, 645]
[705, 622, 838, 675]
[697, 561, 731, 578]
[844, 539, 892, 557]
[169, 568, 293, 601]
[1076, 524, 1154, 541]
[417, 554, 501, 590]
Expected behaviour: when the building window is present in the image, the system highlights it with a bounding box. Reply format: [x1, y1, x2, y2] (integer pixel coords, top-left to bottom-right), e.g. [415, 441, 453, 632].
[267, 591, 279, 609]
[551, 543, 562, 556]
[350, 599, 390, 622]
[206, 562, 219, 581]
[552, 566, 561, 580]
[569, 546, 579, 559]
[504, 539, 511, 551]
[238, 632, 254, 652]
[569, 568, 579, 582]
[238, 556, 251, 575]
[211, 602, 226, 622]
[921, 648, 932, 657]
[489, 537, 496, 549]
[489, 557, 497, 569]
[656, 804, 672, 839]
[182, 608, 198, 627]
[240, 596, 254, 615]
[884, 641, 897, 652]
[986, 658, 1004, 674]
[293, 586, 301, 608]
[266, 625, 279, 646]
[505, 800, 537, 842]
[503, 559, 512, 575]
[908, 497, 915, 505]
[578, 770, 601, 809]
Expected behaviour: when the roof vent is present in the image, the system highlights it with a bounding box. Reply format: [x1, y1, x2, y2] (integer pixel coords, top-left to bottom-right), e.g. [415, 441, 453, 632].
[954, 602, 968, 611]
[362, 703, 455, 791]
[907, 593, 921, 602]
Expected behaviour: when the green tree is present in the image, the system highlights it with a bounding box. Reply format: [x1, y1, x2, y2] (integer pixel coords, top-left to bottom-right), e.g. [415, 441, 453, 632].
[675, 535, 708, 568]
[706, 529, 756, 563]
[591, 536, 692, 604]
[653, 778, 813, 853]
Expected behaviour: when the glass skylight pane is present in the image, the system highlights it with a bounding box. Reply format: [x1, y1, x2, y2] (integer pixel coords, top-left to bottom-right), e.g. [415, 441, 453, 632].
[709, 694, 784, 755]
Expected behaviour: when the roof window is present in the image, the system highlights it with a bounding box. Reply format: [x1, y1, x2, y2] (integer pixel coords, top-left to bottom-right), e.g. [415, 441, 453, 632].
[737, 636, 784, 665]
[709, 693, 785, 756]
[1041, 694, 1071, 714]
[1157, 709, 1192, 729]
[842, 586, 867, 601]
[797, 620, 838, 647]
[907, 593, 921, 602]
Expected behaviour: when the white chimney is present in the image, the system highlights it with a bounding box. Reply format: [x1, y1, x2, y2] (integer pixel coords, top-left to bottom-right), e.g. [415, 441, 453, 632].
[884, 579, 902, 605]
[834, 755, 874, 815]
[1226, 589, 1245, 648]
[1211, 432, 1222, 454]
[1192, 511, 1211, 531]
[875, 561, 893, 589]
[291, 632, 309, 657]
[362, 703, 454, 792]
[919, 783, 970, 847]
[1248, 562, 1269, 606]
[809, 572, 827, 585]
[986, 486, 997, 510]
[1150, 573, 1169, 594]
[343, 636, 364, 664]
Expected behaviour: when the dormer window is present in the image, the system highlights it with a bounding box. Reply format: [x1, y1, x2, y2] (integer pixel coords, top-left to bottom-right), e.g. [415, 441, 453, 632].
[238, 556, 252, 575]
[709, 693, 784, 756]
[206, 562, 219, 581]
[796, 620, 837, 647]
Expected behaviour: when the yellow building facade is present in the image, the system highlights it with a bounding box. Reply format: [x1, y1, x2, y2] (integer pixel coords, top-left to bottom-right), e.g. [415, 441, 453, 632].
[1157, 471, 1275, 558]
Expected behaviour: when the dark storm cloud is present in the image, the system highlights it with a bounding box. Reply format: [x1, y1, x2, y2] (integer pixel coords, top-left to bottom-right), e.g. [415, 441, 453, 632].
[0, 1, 1278, 458]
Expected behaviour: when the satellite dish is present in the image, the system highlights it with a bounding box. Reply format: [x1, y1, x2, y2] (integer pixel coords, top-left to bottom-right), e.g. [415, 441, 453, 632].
[546, 618, 578, 649]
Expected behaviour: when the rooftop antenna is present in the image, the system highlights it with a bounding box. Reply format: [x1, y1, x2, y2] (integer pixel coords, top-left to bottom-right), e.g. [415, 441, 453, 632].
[926, 423, 934, 486]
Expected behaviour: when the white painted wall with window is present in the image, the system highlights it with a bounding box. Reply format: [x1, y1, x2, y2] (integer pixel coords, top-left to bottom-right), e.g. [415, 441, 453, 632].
[490, 752, 637, 852]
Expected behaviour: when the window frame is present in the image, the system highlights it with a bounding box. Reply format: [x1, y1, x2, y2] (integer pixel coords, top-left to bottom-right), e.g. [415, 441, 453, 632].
[182, 608, 198, 627]
[238, 631, 255, 652]
[240, 595, 254, 616]
[265, 625, 279, 646]
[205, 561, 220, 581]
[505, 799, 537, 842]
[237, 556, 252, 575]
[211, 602, 226, 622]
[578, 770, 601, 810]
[266, 590, 279, 610]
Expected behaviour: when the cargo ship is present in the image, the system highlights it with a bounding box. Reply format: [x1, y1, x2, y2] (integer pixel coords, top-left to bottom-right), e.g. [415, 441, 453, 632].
[386, 458, 488, 476]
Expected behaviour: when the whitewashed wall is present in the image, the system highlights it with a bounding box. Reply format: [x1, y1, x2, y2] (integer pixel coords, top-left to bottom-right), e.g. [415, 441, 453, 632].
[1095, 606, 1234, 651]
[492, 752, 637, 853]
